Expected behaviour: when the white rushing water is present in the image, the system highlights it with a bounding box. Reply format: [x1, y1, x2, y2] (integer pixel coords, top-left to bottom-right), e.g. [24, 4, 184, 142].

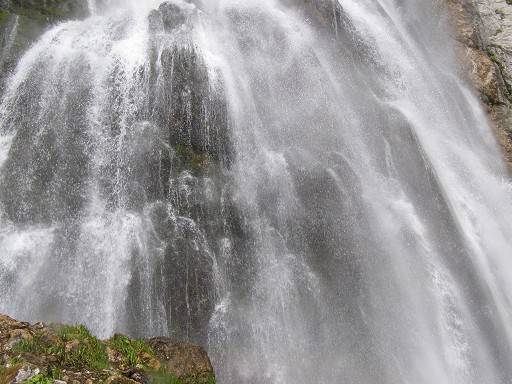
[1, 0, 512, 383]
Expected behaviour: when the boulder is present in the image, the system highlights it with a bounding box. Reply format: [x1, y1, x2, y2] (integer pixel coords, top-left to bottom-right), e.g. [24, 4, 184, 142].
[148, 337, 214, 380]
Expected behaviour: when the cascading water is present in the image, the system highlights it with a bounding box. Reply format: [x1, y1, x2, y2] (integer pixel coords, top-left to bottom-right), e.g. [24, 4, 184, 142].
[1, 0, 512, 383]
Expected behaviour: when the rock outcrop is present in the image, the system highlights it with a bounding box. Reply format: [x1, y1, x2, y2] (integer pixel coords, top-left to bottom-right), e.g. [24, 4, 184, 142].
[0, 0, 88, 89]
[0, 314, 216, 384]
[442, 0, 512, 166]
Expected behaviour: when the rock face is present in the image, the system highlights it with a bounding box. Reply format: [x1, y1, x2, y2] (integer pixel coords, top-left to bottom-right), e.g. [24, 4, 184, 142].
[0, 0, 88, 89]
[442, 0, 512, 166]
[0, 314, 216, 384]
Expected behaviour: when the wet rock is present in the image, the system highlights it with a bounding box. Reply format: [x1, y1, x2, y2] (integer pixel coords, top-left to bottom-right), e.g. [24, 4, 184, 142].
[148, 337, 214, 380]
[148, 9, 163, 32]
[159, 2, 186, 31]
[466, 46, 506, 104]
[444, 0, 512, 166]
[0, 0, 89, 90]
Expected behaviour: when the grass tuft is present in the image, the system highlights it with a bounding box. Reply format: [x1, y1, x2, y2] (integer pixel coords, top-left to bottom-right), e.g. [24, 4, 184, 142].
[52, 324, 109, 371]
[108, 334, 154, 368]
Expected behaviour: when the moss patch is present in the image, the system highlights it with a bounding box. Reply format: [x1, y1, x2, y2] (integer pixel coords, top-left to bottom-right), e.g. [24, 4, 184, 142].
[175, 143, 211, 175]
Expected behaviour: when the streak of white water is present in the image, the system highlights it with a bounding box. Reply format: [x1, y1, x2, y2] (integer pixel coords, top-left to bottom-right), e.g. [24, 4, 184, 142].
[1, 0, 512, 383]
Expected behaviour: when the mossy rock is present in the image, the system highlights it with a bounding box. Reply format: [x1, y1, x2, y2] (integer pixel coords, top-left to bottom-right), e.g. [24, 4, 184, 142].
[0, 314, 216, 384]
[0, 0, 88, 90]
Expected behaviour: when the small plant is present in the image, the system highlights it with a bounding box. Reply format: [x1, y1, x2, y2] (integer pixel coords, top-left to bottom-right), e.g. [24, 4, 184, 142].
[150, 370, 183, 384]
[53, 324, 109, 371]
[108, 334, 154, 368]
[25, 373, 54, 384]
[192, 374, 216, 384]
[149, 371, 216, 384]
[11, 334, 47, 355]
[46, 366, 63, 380]
[56, 324, 94, 342]
[8, 356, 24, 366]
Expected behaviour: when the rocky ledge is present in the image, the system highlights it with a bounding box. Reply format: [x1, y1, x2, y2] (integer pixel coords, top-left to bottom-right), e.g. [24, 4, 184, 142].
[0, 314, 215, 384]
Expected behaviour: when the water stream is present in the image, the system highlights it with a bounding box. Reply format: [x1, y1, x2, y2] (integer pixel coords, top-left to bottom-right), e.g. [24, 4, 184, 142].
[1, 0, 512, 383]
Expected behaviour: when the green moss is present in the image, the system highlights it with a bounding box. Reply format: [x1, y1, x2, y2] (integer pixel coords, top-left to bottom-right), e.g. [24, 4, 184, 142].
[0, 10, 10, 25]
[174, 143, 210, 175]
[108, 334, 154, 368]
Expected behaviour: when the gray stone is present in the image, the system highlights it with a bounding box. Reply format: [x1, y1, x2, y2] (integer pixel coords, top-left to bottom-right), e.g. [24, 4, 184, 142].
[13, 366, 40, 383]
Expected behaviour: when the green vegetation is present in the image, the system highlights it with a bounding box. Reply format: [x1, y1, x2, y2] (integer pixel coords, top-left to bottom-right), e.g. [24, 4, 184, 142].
[25, 373, 54, 384]
[0, 10, 9, 25]
[47, 366, 63, 380]
[53, 324, 109, 370]
[1, 317, 215, 384]
[495, 8, 506, 19]
[150, 370, 183, 384]
[149, 370, 215, 384]
[12, 334, 49, 355]
[108, 334, 154, 368]
[175, 143, 210, 175]
[11, 324, 111, 371]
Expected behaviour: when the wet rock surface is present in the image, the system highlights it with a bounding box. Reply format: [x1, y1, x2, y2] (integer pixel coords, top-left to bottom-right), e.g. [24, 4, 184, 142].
[0, 314, 216, 384]
[0, 0, 88, 89]
[443, 0, 512, 166]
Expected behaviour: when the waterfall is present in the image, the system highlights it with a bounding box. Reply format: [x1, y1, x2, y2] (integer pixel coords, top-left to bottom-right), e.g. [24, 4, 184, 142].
[1, 0, 512, 383]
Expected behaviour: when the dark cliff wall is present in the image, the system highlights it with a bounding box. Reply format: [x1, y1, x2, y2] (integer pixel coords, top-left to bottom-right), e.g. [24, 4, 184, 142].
[0, 0, 88, 90]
